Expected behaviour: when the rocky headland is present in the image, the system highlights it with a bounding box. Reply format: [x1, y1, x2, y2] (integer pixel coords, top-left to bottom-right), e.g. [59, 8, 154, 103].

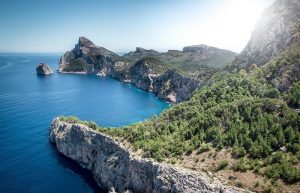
[50, 118, 250, 193]
[58, 37, 235, 103]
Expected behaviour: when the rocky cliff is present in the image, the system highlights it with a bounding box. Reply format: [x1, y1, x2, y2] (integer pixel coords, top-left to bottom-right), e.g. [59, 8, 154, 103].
[233, 0, 300, 70]
[50, 118, 249, 193]
[59, 37, 224, 103]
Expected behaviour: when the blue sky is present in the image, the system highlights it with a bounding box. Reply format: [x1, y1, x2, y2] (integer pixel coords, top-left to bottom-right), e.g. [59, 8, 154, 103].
[0, 0, 274, 53]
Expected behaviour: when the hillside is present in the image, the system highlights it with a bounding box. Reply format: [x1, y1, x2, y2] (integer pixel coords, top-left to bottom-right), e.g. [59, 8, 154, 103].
[63, 40, 300, 193]
[52, 0, 300, 192]
[123, 45, 236, 76]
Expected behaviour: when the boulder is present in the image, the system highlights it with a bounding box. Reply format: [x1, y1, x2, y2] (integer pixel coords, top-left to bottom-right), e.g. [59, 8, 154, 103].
[36, 63, 53, 75]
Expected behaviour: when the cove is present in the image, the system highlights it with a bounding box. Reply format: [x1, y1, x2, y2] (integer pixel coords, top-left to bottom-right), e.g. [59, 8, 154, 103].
[0, 53, 169, 193]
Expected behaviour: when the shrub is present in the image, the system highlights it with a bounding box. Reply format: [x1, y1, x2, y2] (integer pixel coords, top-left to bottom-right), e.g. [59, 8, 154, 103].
[196, 143, 211, 154]
[265, 163, 281, 180]
[216, 160, 229, 171]
[87, 121, 98, 130]
[281, 162, 300, 183]
[233, 158, 248, 172]
[232, 146, 246, 158]
[265, 160, 300, 183]
[264, 87, 280, 98]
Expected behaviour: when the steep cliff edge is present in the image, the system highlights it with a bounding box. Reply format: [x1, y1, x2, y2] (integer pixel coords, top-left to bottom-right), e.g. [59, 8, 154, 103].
[233, 0, 300, 70]
[50, 118, 249, 193]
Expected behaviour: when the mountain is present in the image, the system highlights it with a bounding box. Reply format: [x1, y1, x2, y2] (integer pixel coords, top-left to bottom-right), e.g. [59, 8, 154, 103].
[58, 37, 235, 102]
[232, 0, 300, 70]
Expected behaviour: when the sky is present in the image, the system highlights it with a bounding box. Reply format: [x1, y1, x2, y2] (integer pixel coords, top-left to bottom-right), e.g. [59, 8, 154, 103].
[0, 0, 275, 53]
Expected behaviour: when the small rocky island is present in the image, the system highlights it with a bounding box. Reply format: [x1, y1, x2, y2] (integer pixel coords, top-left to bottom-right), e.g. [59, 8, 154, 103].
[36, 63, 53, 75]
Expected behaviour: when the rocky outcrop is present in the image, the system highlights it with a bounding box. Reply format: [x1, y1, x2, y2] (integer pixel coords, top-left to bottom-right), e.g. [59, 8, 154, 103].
[58, 37, 205, 103]
[233, 0, 300, 70]
[124, 47, 160, 57]
[59, 37, 122, 74]
[152, 69, 199, 103]
[36, 63, 53, 75]
[50, 118, 250, 193]
[125, 58, 199, 103]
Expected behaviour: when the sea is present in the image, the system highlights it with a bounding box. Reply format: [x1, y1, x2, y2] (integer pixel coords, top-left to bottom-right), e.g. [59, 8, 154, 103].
[0, 53, 170, 193]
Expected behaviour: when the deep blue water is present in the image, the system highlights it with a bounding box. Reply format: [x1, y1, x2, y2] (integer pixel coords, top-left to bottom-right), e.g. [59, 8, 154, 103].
[0, 53, 169, 193]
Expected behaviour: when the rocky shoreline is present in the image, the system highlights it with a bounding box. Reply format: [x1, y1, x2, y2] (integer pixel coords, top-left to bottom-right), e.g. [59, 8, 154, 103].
[50, 118, 251, 193]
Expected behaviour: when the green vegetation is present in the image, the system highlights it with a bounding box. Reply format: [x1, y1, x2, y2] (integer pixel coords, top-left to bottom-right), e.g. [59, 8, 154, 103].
[233, 158, 249, 172]
[59, 116, 98, 130]
[60, 43, 300, 184]
[63, 58, 86, 72]
[124, 47, 236, 75]
[216, 160, 229, 171]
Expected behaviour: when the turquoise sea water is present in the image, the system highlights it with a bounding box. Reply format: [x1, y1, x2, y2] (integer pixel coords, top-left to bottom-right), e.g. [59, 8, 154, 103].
[0, 53, 169, 193]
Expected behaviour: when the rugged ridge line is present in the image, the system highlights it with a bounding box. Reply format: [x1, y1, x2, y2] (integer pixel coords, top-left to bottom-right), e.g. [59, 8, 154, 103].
[58, 37, 235, 103]
[49, 118, 249, 193]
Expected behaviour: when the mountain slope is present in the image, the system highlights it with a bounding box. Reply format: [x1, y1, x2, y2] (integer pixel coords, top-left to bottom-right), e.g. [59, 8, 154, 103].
[232, 0, 300, 70]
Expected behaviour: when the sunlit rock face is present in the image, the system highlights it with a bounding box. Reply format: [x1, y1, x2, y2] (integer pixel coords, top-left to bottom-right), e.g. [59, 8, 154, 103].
[233, 0, 300, 69]
[50, 118, 249, 193]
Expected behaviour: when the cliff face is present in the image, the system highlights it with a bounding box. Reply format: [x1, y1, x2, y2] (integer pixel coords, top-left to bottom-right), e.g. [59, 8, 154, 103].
[50, 118, 248, 193]
[233, 0, 300, 69]
[152, 69, 199, 103]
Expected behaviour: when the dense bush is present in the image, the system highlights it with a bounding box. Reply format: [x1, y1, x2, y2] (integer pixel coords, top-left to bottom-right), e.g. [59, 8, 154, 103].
[63, 58, 86, 72]
[216, 160, 229, 171]
[233, 158, 249, 172]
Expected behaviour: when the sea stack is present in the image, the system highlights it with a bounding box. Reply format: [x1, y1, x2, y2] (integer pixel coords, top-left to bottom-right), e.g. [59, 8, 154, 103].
[36, 63, 53, 75]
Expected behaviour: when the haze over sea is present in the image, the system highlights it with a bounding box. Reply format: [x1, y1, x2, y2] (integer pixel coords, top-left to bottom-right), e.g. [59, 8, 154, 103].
[0, 53, 169, 193]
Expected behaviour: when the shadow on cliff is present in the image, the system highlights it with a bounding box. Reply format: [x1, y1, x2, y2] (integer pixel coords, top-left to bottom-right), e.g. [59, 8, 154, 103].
[49, 143, 105, 193]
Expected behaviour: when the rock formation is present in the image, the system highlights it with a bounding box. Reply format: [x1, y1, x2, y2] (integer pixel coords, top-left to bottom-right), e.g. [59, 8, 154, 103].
[36, 63, 53, 75]
[233, 0, 300, 70]
[124, 47, 160, 57]
[50, 118, 250, 193]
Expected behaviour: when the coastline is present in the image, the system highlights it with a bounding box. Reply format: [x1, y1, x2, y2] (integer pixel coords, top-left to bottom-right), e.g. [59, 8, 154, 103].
[57, 69, 177, 104]
[50, 118, 252, 193]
